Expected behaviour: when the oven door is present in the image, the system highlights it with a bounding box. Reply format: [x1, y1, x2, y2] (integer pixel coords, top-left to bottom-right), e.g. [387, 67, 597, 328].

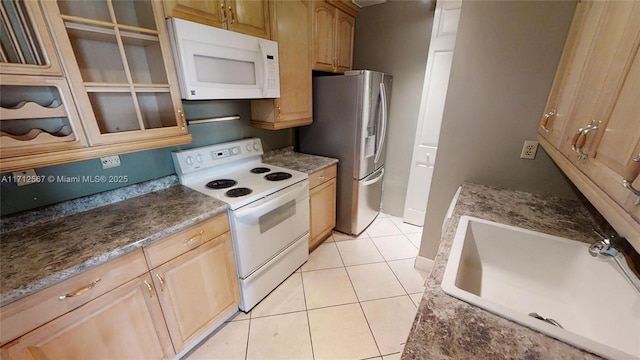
[229, 180, 309, 278]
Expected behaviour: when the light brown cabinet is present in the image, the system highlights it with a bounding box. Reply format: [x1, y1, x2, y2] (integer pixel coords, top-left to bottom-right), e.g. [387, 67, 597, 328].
[0, 1, 89, 168]
[146, 216, 240, 352]
[311, 1, 355, 73]
[251, 0, 313, 130]
[1, 250, 174, 360]
[538, 0, 640, 249]
[308, 164, 337, 251]
[1, 214, 240, 358]
[163, 0, 270, 39]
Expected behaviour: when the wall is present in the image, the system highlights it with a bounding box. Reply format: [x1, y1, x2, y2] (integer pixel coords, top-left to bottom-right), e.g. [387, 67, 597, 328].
[352, 0, 435, 216]
[420, 0, 579, 259]
[1, 100, 293, 216]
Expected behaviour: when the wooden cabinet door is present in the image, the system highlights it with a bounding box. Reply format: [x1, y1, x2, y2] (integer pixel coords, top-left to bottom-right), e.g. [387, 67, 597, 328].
[579, 48, 640, 219]
[538, 0, 606, 148]
[226, 0, 270, 39]
[0, 0, 62, 76]
[41, 0, 190, 147]
[151, 232, 240, 352]
[251, 0, 312, 129]
[309, 177, 337, 251]
[312, 1, 337, 72]
[1, 274, 174, 360]
[555, 2, 640, 163]
[335, 9, 354, 73]
[163, 0, 225, 29]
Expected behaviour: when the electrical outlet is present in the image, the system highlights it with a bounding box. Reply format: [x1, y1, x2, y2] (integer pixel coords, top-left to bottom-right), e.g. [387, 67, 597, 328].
[12, 169, 39, 186]
[520, 140, 539, 160]
[100, 155, 121, 169]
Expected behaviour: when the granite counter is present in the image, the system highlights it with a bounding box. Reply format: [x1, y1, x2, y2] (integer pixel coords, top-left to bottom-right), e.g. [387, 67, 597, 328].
[262, 146, 338, 174]
[1, 184, 227, 307]
[402, 183, 605, 360]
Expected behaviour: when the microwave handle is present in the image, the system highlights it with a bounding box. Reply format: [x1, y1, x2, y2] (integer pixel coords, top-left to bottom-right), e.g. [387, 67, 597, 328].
[258, 41, 269, 97]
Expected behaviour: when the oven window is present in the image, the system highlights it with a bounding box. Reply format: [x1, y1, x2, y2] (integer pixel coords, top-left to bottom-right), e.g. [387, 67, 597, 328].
[194, 55, 256, 85]
[259, 200, 296, 234]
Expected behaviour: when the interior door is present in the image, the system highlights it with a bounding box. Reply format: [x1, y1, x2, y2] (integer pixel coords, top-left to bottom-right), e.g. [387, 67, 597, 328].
[402, 0, 461, 226]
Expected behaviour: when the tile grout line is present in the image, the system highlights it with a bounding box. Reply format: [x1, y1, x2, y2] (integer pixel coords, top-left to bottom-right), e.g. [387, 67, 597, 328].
[300, 264, 316, 360]
[341, 248, 383, 359]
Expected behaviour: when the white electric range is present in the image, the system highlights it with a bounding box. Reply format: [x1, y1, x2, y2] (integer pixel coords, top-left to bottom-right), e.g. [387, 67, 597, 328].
[172, 138, 309, 311]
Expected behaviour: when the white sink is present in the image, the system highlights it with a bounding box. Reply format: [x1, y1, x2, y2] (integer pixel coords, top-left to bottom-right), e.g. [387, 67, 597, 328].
[441, 216, 640, 360]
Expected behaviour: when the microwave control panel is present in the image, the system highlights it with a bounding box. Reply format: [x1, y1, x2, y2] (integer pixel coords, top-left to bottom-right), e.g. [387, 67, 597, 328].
[266, 55, 277, 88]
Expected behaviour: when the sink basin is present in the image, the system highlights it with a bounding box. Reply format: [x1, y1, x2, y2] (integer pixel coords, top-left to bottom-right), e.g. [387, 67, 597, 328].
[441, 216, 640, 360]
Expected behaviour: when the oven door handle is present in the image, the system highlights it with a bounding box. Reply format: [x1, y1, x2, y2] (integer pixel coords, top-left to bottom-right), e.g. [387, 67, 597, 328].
[234, 182, 308, 222]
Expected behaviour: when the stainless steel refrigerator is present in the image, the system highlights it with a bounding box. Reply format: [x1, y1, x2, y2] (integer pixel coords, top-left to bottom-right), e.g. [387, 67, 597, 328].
[298, 70, 392, 235]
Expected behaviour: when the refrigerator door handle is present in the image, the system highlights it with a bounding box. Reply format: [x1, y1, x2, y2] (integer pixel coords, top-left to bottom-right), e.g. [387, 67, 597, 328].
[374, 82, 388, 164]
[362, 168, 385, 186]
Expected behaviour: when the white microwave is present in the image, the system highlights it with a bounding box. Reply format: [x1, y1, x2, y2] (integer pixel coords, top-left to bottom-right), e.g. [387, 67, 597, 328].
[166, 18, 280, 100]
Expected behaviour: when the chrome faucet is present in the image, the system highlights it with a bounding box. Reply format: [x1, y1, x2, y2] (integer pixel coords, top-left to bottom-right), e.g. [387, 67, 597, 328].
[589, 230, 640, 294]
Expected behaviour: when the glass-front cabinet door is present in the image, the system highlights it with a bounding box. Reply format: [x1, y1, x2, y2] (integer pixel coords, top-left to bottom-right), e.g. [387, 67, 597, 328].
[41, 0, 189, 146]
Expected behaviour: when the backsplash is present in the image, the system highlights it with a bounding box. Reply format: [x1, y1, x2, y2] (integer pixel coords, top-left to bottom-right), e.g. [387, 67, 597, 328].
[1, 100, 294, 216]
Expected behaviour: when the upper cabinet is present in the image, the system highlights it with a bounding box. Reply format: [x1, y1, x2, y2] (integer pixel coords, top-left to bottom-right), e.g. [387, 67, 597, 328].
[1, 0, 192, 173]
[163, 0, 270, 39]
[251, 0, 313, 130]
[0, 1, 88, 167]
[41, 0, 191, 147]
[538, 1, 640, 248]
[312, 0, 356, 73]
[0, 1, 61, 76]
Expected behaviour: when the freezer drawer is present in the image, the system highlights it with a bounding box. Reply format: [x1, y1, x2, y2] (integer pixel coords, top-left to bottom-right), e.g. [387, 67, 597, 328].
[349, 167, 384, 235]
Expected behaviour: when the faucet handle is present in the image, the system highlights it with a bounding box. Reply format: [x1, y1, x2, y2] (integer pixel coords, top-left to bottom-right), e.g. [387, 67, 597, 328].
[592, 229, 611, 242]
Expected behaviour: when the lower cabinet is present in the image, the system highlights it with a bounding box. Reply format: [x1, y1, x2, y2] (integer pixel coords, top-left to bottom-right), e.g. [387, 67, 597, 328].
[150, 232, 240, 352]
[0, 213, 240, 359]
[309, 165, 337, 251]
[1, 274, 174, 360]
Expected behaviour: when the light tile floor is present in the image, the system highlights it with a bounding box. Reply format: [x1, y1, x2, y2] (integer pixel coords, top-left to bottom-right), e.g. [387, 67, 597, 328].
[185, 213, 431, 360]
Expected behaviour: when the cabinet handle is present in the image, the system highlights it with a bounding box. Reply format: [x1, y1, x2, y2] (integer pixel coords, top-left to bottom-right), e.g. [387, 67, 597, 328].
[318, 175, 325, 181]
[540, 109, 556, 134]
[182, 230, 204, 247]
[228, 5, 235, 24]
[58, 278, 101, 300]
[572, 120, 600, 162]
[155, 273, 166, 292]
[178, 109, 187, 130]
[144, 279, 154, 298]
[221, 3, 227, 24]
[622, 155, 640, 205]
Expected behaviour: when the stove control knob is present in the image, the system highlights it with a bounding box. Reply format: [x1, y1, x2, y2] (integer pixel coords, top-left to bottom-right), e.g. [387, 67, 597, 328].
[196, 154, 203, 163]
[253, 142, 260, 151]
[231, 147, 239, 155]
[246, 144, 252, 152]
[185, 155, 194, 166]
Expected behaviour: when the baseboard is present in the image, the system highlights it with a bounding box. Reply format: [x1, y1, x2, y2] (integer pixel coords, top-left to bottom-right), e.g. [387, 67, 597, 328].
[414, 255, 434, 272]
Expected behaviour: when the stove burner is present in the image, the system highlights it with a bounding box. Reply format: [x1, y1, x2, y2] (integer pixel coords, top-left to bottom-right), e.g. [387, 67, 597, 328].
[225, 187, 253, 198]
[250, 167, 271, 174]
[264, 172, 293, 181]
[206, 179, 237, 189]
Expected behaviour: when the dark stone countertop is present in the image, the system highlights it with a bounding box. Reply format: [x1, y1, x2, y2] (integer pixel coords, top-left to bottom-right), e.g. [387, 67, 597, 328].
[402, 183, 605, 360]
[0, 185, 227, 307]
[263, 146, 338, 174]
